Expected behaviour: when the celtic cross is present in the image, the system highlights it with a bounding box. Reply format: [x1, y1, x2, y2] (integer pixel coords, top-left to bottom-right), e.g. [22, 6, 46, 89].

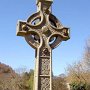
[16, 0, 70, 90]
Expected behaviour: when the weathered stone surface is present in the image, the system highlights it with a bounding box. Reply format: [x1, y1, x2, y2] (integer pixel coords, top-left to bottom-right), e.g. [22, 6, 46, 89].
[16, 0, 70, 90]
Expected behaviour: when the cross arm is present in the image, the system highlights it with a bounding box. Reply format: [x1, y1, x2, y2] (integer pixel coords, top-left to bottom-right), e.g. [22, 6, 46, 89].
[16, 21, 36, 36]
[60, 27, 70, 41]
[49, 26, 70, 41]
[48, 26, 70, 49]
[16, 21, 28, 36]
[16, 20, 42, 49]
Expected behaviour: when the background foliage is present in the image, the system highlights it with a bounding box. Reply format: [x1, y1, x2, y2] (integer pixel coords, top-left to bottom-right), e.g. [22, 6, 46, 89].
[0, 38, 90, 90]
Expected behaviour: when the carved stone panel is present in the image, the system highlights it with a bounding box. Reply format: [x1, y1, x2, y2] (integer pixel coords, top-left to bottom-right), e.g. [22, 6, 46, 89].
[39, 77, 50, 90]
[40, 47, 50, 56]
[39, 58, 50, 75]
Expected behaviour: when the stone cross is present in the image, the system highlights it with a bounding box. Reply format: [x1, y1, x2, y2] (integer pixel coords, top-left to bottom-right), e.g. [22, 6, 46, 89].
[16, 0, 70, 90]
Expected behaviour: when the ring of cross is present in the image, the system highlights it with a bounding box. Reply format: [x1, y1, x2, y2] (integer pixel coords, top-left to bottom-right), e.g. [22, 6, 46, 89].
[17, 11, 70, 49]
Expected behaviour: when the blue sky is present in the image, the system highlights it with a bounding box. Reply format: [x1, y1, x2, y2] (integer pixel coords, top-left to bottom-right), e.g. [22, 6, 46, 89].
[0, 0, 90, 75]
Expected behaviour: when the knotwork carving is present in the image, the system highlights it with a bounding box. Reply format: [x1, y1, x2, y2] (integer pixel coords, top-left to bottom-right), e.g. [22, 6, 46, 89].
[40, 58, 50, 75]
[40, 47, 50, 56]
[39, 77, 50, 89]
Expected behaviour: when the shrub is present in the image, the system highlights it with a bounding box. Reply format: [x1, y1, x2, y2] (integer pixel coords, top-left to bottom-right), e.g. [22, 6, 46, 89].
[70, 82, 87, 90]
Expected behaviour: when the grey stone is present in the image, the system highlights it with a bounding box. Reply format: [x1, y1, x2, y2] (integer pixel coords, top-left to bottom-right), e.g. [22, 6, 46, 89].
[16, 0, 70, 90]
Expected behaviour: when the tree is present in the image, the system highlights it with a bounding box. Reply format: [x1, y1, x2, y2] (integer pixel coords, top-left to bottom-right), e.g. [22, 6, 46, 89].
[83, 38, 90, 72]
[53, 75, 68, 90]
[66, 38, 90, 90]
